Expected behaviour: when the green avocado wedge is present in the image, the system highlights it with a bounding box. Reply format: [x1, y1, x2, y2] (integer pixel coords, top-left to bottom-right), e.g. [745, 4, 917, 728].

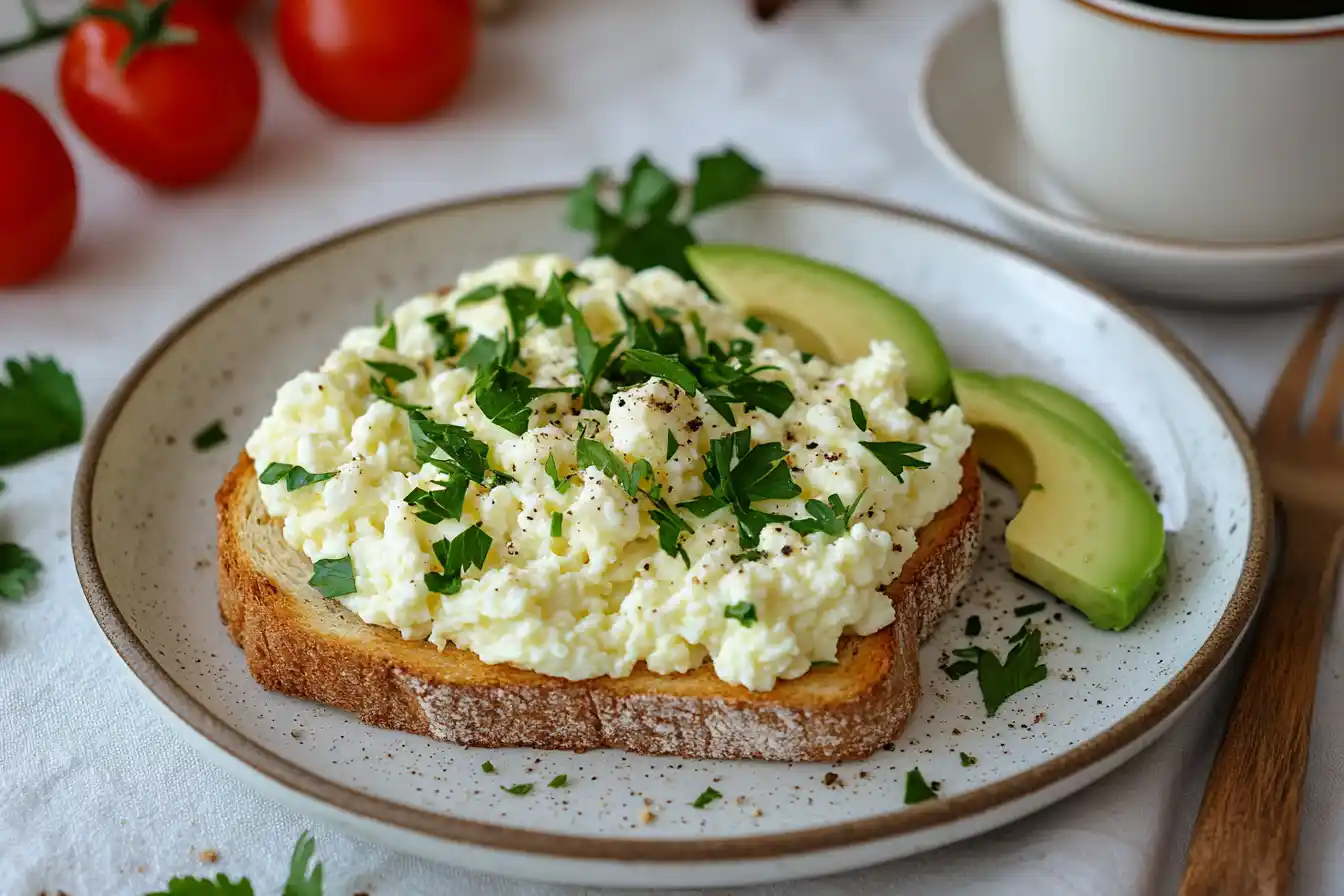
[1001, 375, 1127, 456]
[685, 244, 955, 413]
[953, 370, 1167, 631]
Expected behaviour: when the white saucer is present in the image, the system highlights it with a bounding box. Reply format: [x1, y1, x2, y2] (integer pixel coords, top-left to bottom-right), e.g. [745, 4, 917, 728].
[913, 3, 1344, 308]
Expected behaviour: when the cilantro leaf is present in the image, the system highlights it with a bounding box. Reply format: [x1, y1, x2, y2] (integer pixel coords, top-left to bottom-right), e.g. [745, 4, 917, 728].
[790, 491, 865, 537]
[258, 463, 335, 492]
[192, 420, 228, 452]
[691, 147, 764, 214]
[368, 376, 428, 411]
[404, 478, 469, 524]
[0, 543, 41, 600]
[283, 831, 322, 896]
[146, 874, 255, 895]
[309, 557, 355, 598]
[691, 786, 722, 809]
[979, 627, 1048, 715]
[724, 601, 757, 626]
[501, 783, 533, 796]
[666, 431, 679, 461]
[364, 360, 417, 384]
[849, 399, 867, 431]
[0, 356, 83, 466]
[378, 319, 398, 350]
[904, 768, 937, 805]
[548, 774, 569, 789]
[425, 524, 492, 595]
[859, 441, 930, 482]
[424, 312, 467, 361]
[619, 349, 699, 395]
[544, 451, 572, 493]
[455, 283, 501, 307]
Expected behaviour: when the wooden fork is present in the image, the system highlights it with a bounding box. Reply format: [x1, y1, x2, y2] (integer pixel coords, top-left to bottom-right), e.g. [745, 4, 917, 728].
[1181, 299, 1344, 895]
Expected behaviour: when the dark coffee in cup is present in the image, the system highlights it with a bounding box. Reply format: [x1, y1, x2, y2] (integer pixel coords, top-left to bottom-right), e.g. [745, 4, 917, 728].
[1133, 1, 1344, 18]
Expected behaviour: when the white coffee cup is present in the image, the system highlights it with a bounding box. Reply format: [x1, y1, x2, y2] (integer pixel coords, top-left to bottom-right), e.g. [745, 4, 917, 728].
[998, 0, 1344, 244]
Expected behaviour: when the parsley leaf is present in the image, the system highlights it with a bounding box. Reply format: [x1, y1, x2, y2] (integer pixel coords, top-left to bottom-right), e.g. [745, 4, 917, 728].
[458, 335, 503, 371]
[941, 659, 979, 680]
[0, 356, 83, 466]
[309, 557, 355, 598]
[730, 549, 763, 563]
[408, 412, 491, 482]
[684, 429, 798, 548]
[645, 493, 692, 565]
[965, 615, 981, 637]
[368, 376, 428, 411]
[1015, 601, 1047, 617]
[475, 367, 561, 436]
[378, 319, 398, 350]
[544, 452, 572, 493]
[550, 511, 563, 538]
[482, 761, 496, 773]
[502, 285, 540, 339]
[724, 601, 757, 626]
[0, 543, 41, 600]
[691, 786, 722, 809]
[744, 315, 767, 335]
[548, 774, 569, 789]
[576, 435, 640, 497]
[979, 627, 1048, 715]
[576, 433, 690, 562]
[424, 312, 467, 361]
[619, 349, 699, 395]
[146, 873, 255, 894]
[501, 783, 533, 796]
[456, 283, 501, 307]
[610, 218, 698, 280]
[403, 479, 469, 524]
[691, 147, 764, 214]
[849, 399, 867, 431]
[192, 420, 228, 452]
[283, 831, 323, 896]
[665, 430, 679, 461]
[564, 295, 623, 409]
[364, 359, 417, 384]
[258, 463, 335, 492]
[537, 275, 569, 328]
[425, 524, 492, 595]
[904, 768, 937, 805]
[790, 490, 865, 537]
[960, 752, 978, 767]
[859, 441, 930, 482]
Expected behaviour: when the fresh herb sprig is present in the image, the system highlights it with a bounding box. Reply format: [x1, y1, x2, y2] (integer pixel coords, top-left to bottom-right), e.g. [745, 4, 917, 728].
[790, 490, 865, 537]
[0, 355, 83, 466]
[144, 831, 323, 896]
[943, 625, 1049, 715]
[576, 431, 691, 563]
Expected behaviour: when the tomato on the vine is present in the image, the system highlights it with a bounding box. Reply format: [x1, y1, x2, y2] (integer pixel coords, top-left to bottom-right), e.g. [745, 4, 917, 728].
[276, 0, 476, 123]
[59, 0, 262, 187]
[194, 0, 251, 19]
[0, 89, 78, 288]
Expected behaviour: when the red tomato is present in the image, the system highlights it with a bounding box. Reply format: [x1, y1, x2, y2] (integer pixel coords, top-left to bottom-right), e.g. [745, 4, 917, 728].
[0, 89, 78, 287]
[197, 0, 250, 19]
[59, 0, 262, 187]
[276, 0, 475, 123]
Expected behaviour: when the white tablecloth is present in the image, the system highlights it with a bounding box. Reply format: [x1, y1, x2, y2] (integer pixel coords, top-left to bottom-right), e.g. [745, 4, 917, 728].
[3, 1, 1342, 893]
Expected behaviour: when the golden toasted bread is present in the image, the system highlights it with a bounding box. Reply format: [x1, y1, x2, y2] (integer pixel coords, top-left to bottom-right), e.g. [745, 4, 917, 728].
[217, 452, 980, 761]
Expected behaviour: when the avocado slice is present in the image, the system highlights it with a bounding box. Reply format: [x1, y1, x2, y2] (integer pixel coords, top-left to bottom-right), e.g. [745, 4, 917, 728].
[953, 370, 1167, 631]
[1001, 375, 1126, 456]
[685, 244, 955, 412]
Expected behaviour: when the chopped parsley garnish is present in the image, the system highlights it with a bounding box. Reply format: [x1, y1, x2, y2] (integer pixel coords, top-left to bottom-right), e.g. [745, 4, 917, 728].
[474, 366, 565, 436]
[368, 375, 428, 411]
[550, 511, 563, 538]
[941, 655, 979, 680]
[458, 334, 504, 371]
[424, 312, 467, 361]
[259, 462, 336, 492]
[724, 601, 757, 626]
[544, 451, 572, 493]
[364, 359, 417, 383]
[548, 774, 568, 789]
[576, 432, 691, 563]
[1008, 621, 1031, 643]
[378, 319, 398, 350]
[576, 434, 643, 497]
[482, 761, 496, 773]
[950, 626, 1048, 715]
[679, 429, 798, 548]
[859, 440, 930, 482]
[0, 543, 41, 601]
[960, 752, 977, 767]
[192, 420, 228, 452]
[403, 480, 469, 524]
[691, 786, 723, 809]
[425, 524, 492, 595]
[904, 768, 937, 804]
[1014, 601, 1047, 617]
[965, 615, 981, 637]
[455, 283, 500, 306]
[0, 355, 83, 466]
[665, 430, 679, 461]
[408, 412, 493, 482]
[619, 349, 699, 396]
[730, 549, 763, 563]
[566, 148, 763, 281]
[501, 783, 533, 796]
[800, 351, 815, 364]
[308, 556, 355, 598]
[848, 398, 867, 431]
[790, 491, 865, 537]
[564, 294, 623, 409]
[743, 315, 767, 334]
[502, 285, 540, 338]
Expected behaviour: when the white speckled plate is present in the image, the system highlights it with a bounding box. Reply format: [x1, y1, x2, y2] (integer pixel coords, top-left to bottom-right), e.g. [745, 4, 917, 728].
[73, 189, 1270, 888]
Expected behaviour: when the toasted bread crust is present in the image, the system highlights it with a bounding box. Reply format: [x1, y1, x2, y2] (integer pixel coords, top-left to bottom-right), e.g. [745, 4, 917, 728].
[217, 452, 980, 761]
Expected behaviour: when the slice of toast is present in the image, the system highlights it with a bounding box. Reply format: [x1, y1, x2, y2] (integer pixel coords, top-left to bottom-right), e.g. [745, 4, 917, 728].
[217, 452, 981, 762]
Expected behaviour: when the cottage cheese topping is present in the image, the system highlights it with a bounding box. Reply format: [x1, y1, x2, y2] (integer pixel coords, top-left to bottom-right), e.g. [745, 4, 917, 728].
[246, 255, 972, 691]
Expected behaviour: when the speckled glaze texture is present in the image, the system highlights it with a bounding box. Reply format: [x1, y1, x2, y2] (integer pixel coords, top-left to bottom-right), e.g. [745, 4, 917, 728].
[72, 190, 1269, 888]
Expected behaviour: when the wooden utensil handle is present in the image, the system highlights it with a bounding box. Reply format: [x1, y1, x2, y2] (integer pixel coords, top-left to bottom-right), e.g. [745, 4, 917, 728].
[1180, 510, 1343, 896]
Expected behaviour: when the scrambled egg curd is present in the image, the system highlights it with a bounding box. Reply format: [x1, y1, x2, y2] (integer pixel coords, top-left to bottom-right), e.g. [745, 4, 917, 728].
[246, 255, 972, 691]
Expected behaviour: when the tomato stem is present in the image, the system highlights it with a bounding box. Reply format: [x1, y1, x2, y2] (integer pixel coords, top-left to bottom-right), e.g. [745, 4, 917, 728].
[85, 0, 196, 70]
[0, 0, 83, 59]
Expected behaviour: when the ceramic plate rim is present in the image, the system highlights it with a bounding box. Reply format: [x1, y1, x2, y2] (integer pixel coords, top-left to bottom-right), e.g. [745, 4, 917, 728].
[913, 3, 1344, 262]
[71, 185, 1271, 864]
